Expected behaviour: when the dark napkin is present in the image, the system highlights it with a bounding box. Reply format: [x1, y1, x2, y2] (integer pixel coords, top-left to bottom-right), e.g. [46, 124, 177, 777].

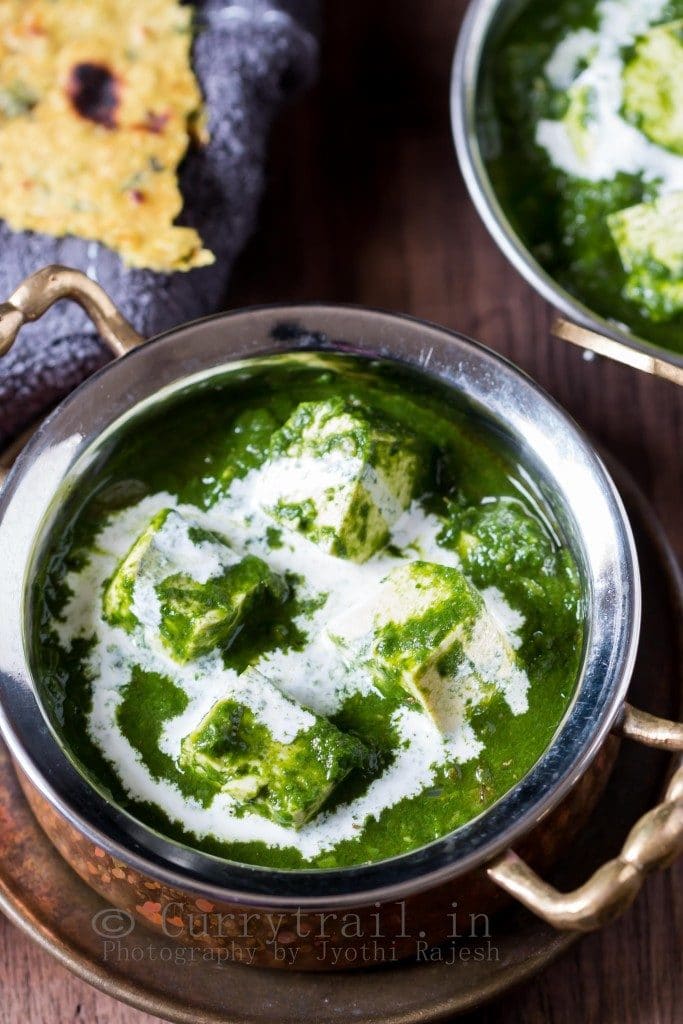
[0, 0, 318, 448]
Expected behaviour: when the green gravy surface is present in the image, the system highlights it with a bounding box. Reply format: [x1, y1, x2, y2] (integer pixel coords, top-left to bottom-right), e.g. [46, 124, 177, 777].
[33, 355, 583, 869]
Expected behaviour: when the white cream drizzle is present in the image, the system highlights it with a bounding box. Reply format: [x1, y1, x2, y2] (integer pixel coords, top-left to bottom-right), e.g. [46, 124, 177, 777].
[52, 461, 530, 857]
[535, 0, 683, 191]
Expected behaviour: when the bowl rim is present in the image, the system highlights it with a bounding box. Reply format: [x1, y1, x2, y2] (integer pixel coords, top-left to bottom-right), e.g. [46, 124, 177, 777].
[450, 0, 683, 372]
[0, 302, 641, 908]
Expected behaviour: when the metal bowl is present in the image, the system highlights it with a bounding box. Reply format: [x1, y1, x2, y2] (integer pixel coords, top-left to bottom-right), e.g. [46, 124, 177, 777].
[451, 0, 683, 380]
[0, 267, 681, 969]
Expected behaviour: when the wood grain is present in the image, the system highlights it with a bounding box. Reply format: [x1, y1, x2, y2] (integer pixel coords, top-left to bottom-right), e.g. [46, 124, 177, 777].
[1, 1, 681, 1021]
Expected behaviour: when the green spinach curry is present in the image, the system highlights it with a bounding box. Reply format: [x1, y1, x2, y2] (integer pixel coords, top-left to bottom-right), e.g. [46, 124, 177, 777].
[34, 356, 583, 869]
[483, 0, 683, 353]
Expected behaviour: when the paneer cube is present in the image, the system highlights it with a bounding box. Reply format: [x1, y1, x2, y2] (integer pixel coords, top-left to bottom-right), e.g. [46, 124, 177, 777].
[264, 398, 425, 563]
[607, 192, 683, 321]
[562, 82, 597, 163]
[103, 508, 286, 662]
[103, 508, 176, 632]
[622, 20, 683, 154]
[327, 561, 528, 731]
[156, 555, 287, 662]
[180, 674, 369, 827]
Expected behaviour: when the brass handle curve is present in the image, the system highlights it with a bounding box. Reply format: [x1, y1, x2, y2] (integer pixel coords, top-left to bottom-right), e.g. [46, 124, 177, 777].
[0, 264, 143, 359]
[0, 265, 144, 486]
[552, 316, 683, 387]
[488, 703, 683, 931]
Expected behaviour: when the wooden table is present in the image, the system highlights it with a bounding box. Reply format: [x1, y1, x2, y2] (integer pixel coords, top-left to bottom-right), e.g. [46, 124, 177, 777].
[2, 2, 681, 1020]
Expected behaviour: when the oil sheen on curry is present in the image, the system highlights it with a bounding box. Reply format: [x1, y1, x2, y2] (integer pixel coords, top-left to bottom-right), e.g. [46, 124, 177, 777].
[34, 356, 584, 870]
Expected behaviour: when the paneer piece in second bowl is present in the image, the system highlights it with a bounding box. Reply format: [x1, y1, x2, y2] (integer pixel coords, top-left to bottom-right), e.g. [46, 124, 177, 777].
[327, 561, 528, 734]
[103, 508, 287, 662]
[558, 82, 597, 164]
[621, 20, 683, 156]
[264, 398, 426, 562]
[607, 192, 683, 321]
[180, 671, 369, 828]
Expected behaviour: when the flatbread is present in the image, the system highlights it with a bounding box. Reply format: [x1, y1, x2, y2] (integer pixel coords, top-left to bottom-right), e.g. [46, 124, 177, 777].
[0, 0, 213, 272]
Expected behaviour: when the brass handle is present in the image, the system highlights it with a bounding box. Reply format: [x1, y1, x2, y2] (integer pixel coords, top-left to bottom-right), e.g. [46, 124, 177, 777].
[0, 264, 143, 359]
[488, 702, 683, 931]
[552, 316, 683, 387]
[0, 265, 144, 486]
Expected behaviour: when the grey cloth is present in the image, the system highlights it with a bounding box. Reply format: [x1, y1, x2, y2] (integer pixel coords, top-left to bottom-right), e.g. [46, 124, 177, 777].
[0, 0, 318, 447]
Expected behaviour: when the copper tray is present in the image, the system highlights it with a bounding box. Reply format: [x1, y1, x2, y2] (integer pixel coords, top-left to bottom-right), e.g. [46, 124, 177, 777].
[0, 462, 680, 1022]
